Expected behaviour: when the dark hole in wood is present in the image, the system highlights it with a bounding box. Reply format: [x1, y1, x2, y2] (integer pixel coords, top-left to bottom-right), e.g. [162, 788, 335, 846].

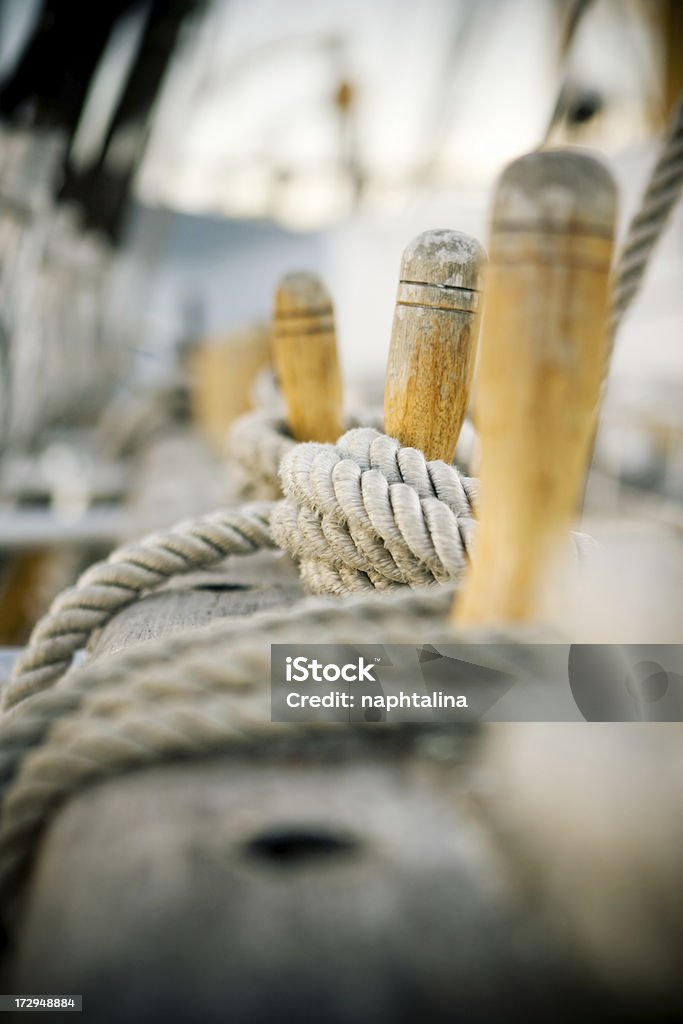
[192, 583, 251, 593]
[244, 828, 358, 866]
[567, 90, 603, 126]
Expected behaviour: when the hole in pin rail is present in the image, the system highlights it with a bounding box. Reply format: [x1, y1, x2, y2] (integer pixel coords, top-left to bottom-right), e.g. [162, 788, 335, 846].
[192, 583, 250, 593]
[244, 827, 358, 866]
[567, 90, 603, 126]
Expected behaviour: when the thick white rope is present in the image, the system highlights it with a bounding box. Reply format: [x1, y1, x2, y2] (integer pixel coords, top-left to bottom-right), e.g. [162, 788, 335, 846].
[226, 408, 384, 499]
[0, 584, 550, 910]
[271, 428, 478, 593]
[6, 426, 593, 710]
[5, 429, 480, 706]
[226, 410, 295, 500]
[6, 503, 275, 709]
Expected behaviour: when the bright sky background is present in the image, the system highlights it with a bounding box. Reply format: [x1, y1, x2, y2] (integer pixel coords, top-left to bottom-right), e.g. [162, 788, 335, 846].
[106, 0, 678, 424]
[135, 0, 663, 230]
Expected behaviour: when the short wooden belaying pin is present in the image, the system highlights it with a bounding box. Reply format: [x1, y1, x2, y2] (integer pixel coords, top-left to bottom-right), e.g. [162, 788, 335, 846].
[455, 150, 618, 627]
[273, 272, 344, 443]
[384, 229, 486, 464]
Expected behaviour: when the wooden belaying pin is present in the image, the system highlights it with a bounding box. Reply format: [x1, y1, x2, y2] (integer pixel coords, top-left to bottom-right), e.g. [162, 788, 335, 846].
[454, 150, 617, 627]
[384, 229, 486, 463]
[273, 272, 343, 443]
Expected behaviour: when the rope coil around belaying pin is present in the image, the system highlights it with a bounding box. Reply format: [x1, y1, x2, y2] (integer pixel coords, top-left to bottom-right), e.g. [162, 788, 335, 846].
[5, 428, 482, 708]
[225, 406, 386, 499]
[270, 428, 479, 593]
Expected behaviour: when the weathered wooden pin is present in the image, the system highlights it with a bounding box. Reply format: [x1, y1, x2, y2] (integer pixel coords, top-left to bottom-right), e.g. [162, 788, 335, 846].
[454, 150, 617, 627]
[384, 229, 486, 463]
[273, 272, 343, 443]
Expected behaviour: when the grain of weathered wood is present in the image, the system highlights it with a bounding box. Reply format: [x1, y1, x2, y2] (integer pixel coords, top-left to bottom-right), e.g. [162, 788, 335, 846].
[9, 731, 681, 1023]
[8, 748, 615, 1024]
[383, 230, 485, 463]
[273, 273, 343, 443]
[455, 151, 617, 626]
[89, 552, 303, 660]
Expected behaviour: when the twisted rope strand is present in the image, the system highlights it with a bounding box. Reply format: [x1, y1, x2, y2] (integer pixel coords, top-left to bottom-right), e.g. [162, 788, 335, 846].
[226, 410, 295, 499]
[271, 428, 478, 594]
[5, 503, 276, 709]
[0, 587, 452, 793]
[226, 408, 386, 500]
[610, 96, 683, 342]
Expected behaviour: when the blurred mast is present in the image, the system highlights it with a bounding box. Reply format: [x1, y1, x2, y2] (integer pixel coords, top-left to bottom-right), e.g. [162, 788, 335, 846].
[59, 0, 201, 242]
[541, 0, 595, 145]
[0, 0, 139, 132]
[0, 0, 200, 242]
[662, 0, 683, 118]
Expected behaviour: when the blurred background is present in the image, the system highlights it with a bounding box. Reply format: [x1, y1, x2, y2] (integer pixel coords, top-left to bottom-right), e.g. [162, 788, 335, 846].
[0, 0, 681, 647]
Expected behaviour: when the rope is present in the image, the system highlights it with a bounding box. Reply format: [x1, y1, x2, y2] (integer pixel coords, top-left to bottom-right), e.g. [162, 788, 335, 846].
[271, 428, 478, 594]
[226, 410, 295, 500]
[225, 407, 384, 500]
[5, 503, 275, 709]
[5, 427, 479, 704]
[5, 426, 592, 710]
[0, 584, 550, 910]
[610, 95, 683, 342]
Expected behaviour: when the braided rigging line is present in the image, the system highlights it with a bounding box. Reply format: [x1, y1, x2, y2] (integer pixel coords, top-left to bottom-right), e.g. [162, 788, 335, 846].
[610, 96, 683, 342]
[6, 429, 480, 708]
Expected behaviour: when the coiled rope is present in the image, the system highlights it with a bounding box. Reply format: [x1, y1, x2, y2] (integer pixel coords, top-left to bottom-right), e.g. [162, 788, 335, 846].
[271, 428, 478, 594]
[6, 428, 481, 708]
[226, 410, 295, 500]
[6, 502, 275, 708]
[226, 408, 384, 499]
[0, 584, 550, 910]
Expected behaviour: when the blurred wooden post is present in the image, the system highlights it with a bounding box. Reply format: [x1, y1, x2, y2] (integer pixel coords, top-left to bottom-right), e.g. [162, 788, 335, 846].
[663, 0, 683, 117]
[273, 273, 343, 443]
[188, 324, 272, 453]
[454, 151, 617, 627]
[384, 230, 485, 463]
